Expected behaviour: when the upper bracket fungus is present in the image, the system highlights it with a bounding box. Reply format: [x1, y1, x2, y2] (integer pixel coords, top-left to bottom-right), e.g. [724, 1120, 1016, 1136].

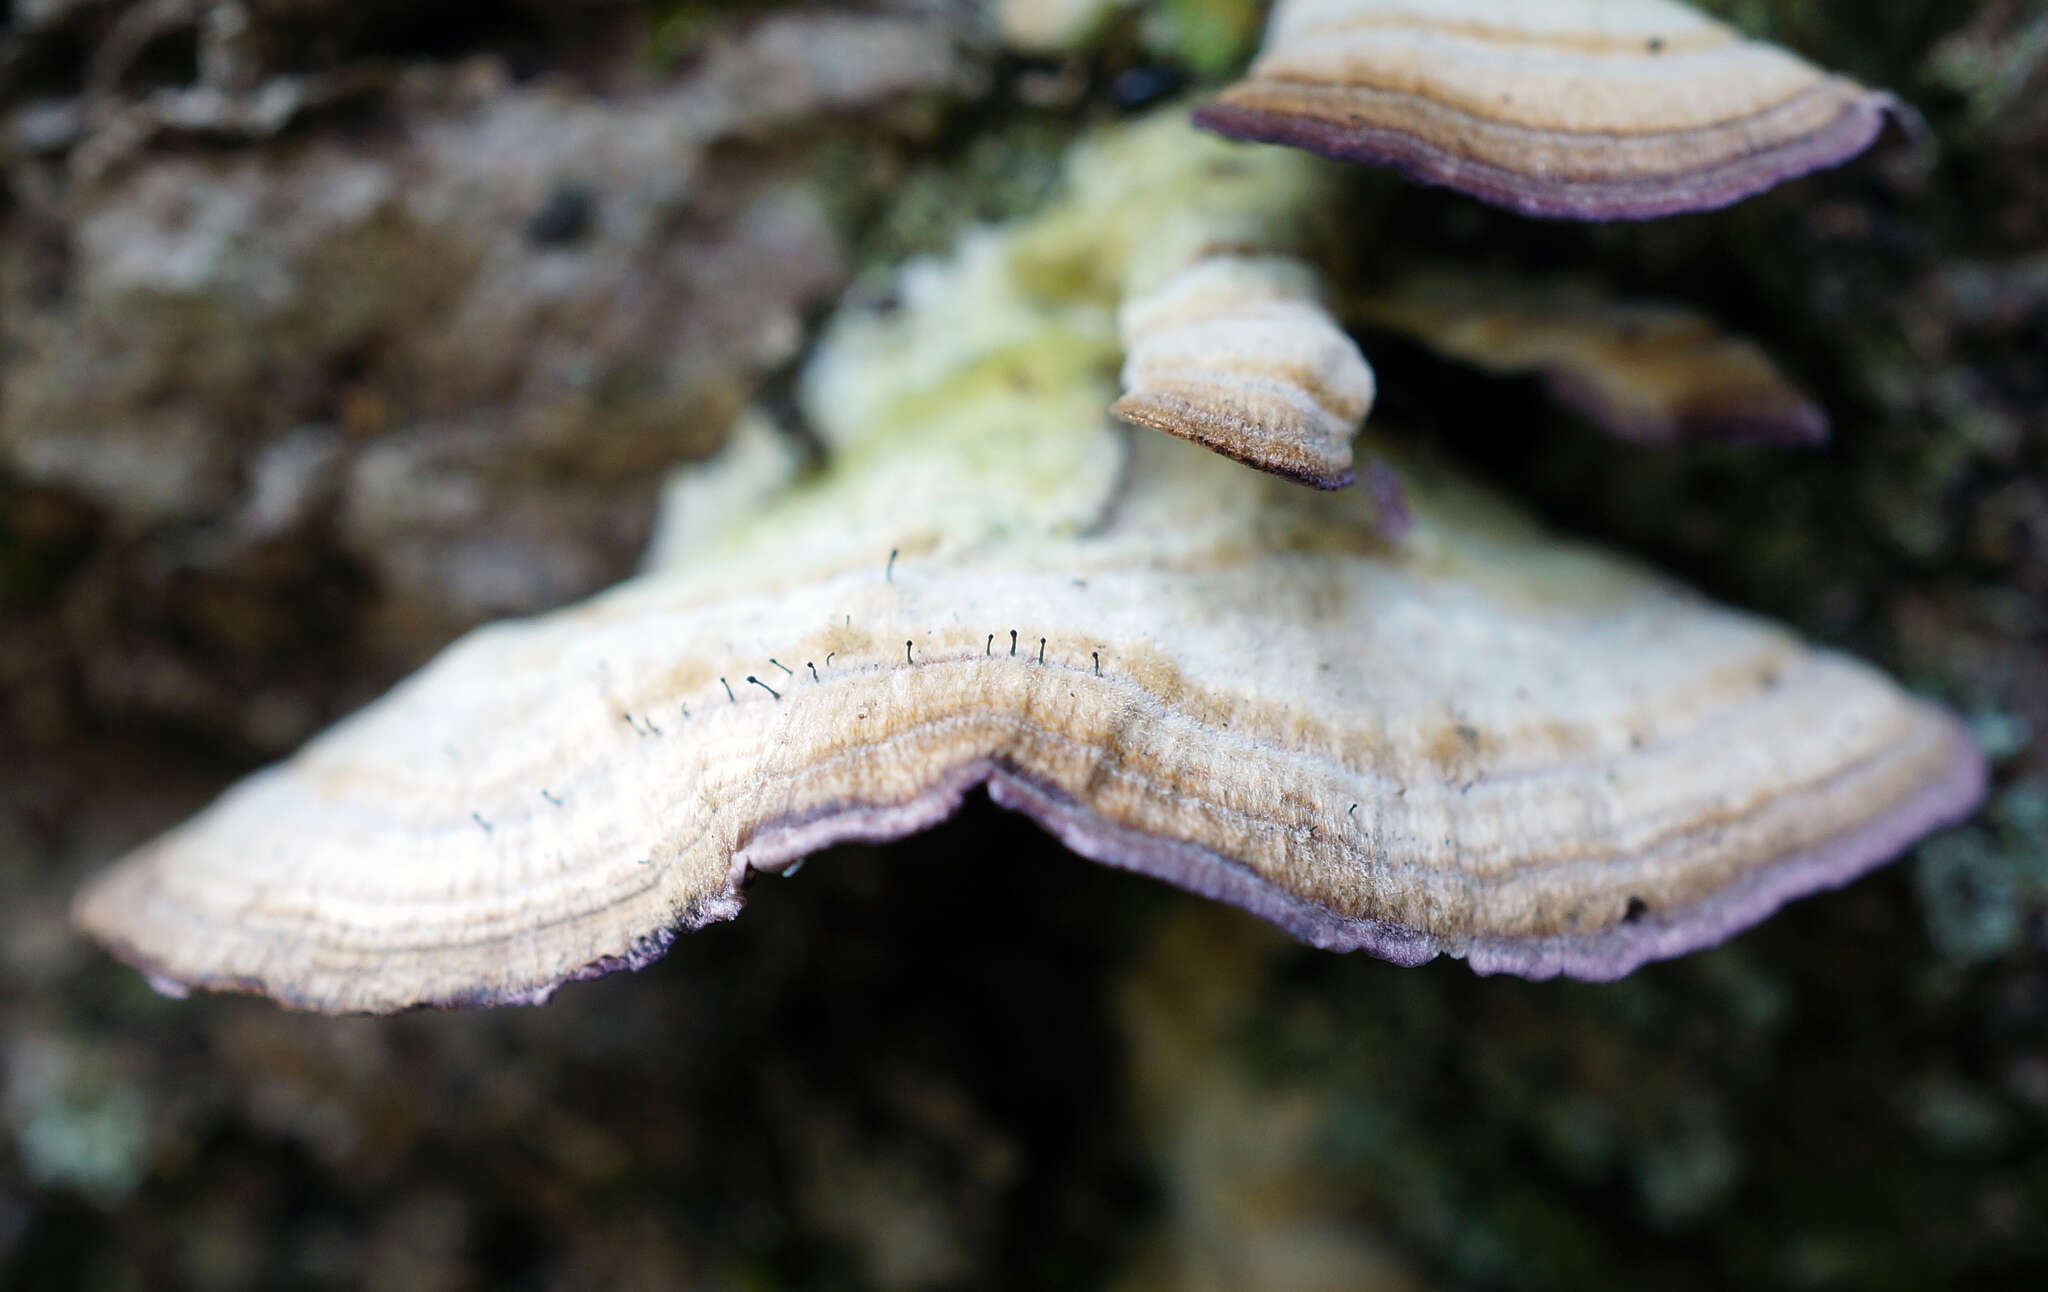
[72, 111, 1984, 1014]
[1194, 0, 1906, 220]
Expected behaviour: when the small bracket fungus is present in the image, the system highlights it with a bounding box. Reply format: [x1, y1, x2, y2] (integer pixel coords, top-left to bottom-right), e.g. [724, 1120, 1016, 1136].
[1114, 253, 1376, 488]
[73, 111, 1984, 1013]
[998, 107, 1379, 487]
[1360, 273, 1830, 445]
[1194, 0, 1906, 220]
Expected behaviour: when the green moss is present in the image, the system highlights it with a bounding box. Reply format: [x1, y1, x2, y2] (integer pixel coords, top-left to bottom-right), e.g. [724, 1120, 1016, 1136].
[8, 1043, 150, 1206]
[1138, 0, 1265, 78]
[1913, 778, 2048, 966]
[850, 117, 1076, 273]
[639, 0, 804, 71]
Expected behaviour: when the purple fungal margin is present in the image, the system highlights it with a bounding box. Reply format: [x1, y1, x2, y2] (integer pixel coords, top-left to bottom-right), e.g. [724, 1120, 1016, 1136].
[1542, 371, 1832, 447]
[1463, 715, 1988, 980]
[1003, 721, 1985, 980]
[727, 713, 1983, 985]
[95, 897, 706, 1015]
[725, 758, 1439, 967]
[91, 715, 1985, 1012]
[1109, 397, 1357, 491]
[1192, 91, 1902, 222]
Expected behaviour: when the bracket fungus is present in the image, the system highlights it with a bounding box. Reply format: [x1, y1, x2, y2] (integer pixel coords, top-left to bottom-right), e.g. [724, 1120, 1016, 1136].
[1194, 0, 1906, 220]
[1114, 252, 1376, 488]
[1361, 273, 1830, 445]
[1000, 109, 1378, 487]
[74, 111, 1984, 1014]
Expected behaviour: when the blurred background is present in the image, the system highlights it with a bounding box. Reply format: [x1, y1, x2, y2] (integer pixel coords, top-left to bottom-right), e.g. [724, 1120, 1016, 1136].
[2, 1, 2044, 1287]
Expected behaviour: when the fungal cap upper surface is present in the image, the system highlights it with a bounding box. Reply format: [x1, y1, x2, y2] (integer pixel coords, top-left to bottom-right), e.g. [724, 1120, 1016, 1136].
[1195, 0, 1901, 220]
